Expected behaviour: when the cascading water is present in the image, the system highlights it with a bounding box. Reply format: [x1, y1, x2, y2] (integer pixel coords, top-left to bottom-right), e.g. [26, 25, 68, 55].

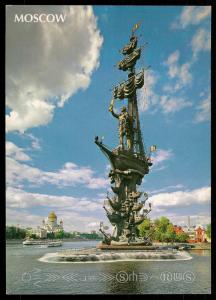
[39, 249, 192, 263]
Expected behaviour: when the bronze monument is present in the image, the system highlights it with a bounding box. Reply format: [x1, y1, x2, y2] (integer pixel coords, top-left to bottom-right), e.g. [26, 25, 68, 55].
[95, 23, 156, 248]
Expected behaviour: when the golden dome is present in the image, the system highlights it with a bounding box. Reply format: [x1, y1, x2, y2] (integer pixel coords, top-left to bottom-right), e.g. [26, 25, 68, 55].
[48, 211, 57, 221]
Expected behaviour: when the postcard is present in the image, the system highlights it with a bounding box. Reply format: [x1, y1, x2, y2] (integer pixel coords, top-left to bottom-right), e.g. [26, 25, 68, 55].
[5, 4, 211, 295]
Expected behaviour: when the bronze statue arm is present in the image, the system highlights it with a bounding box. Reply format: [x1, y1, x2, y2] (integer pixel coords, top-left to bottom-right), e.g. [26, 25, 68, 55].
[109, 98, 120, 119]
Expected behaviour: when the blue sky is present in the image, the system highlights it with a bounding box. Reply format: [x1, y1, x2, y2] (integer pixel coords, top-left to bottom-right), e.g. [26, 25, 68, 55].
[6, 5, 211, 231]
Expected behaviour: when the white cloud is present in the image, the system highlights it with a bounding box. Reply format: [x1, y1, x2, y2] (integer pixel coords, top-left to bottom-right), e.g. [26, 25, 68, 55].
[6, 5, 103, 132]
[6, 185, 106, 231]
[6, 156, 108, 189]
[138, 54, 193, 115]
[148, 184, 185, 195]
[6, 187, 102, 211]
[137, 70, 159, 112]
[150, 149, 173, 168]
[149, 186, 210, 208]
[150, 213, 211, 227]
[165, 50, 180, 66]
[6, 207, 104, 232]
[195, 92, 211, 122]
[171, 6, 211, 29]
[191, 28, 211, 59]
[163, 50, 193, 92]
[25, 133, 41, 150]
[6, 141, 31, 161]
[160, 95, 192, 114]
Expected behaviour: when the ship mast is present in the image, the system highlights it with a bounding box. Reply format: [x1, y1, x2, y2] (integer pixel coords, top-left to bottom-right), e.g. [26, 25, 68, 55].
[114, 23, 145, 156]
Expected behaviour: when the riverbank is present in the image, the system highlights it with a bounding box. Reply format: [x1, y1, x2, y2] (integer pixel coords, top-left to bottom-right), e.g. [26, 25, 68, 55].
[189, 243, 211, 250]
[6, 240, 211, 250]
[153, 242, 211, 250]
[6, 238, 102, 244]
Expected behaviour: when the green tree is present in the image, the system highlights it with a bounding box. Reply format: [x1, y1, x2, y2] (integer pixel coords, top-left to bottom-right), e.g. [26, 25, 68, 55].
[55, 230, 64, 239]
[175, 232, 189, 243]
[153, 217, 171, 242]
[47, 232, 55, 239]
[206, 224, 211, 239]
[6, 226, 27, 239]
[29, 234, 38, 239]
[138, 218, 151, 237]
[153, 230, 162, 242]
[155, 216, 170, 233]
[166, 223, 176, 244]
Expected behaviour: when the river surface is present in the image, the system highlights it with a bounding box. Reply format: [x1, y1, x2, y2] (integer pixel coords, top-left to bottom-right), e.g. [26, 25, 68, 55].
[6, 241, 211, 294]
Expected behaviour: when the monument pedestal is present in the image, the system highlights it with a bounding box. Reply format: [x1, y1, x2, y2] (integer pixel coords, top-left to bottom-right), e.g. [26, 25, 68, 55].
[97, 243, 158, 251]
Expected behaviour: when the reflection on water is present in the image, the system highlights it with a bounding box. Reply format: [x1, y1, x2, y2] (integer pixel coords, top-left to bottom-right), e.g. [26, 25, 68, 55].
[6, 241, 211, 294]
[189, 249, 211, 256]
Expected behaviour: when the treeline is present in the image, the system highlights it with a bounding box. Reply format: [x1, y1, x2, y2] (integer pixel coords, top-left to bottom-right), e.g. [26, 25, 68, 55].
[45, 231, 102, 240]
[6, 226, 27, 239]
[139, 216, 189, 243]
[6, 226, 102, 240]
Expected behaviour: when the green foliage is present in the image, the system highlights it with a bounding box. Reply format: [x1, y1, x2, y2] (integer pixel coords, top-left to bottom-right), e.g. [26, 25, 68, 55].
[175, 232, 189, 243]
[6, 226, 27, 239]
[206, 224, 211, 239]
[138, 218, 151, 237]
[151, 216, 189, 243]
[155, 216, 170, 233]
[153, 216, 171, 241]
[47, 232, 55, 239]
[29, 234, 38, 239]
[165, 223, 177, 243]
[79, 232, 102, 240]
[6, 226, 102, 240]
[62, 232, 75, 238]
[55, 230, 64, 239]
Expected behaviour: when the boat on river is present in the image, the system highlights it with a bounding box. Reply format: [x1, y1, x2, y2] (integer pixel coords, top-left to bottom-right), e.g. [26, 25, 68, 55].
[22, 239, 63, 247]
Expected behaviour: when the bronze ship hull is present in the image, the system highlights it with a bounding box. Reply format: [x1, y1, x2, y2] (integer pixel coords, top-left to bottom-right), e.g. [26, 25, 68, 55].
[95, 139, 150, 177]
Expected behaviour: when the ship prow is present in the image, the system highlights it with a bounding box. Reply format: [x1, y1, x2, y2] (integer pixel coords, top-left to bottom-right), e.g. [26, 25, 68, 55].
[95, 138, 151, 177]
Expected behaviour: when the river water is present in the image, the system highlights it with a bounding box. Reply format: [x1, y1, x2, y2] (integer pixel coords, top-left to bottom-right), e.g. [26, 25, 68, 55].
[6, 241, 211, 294]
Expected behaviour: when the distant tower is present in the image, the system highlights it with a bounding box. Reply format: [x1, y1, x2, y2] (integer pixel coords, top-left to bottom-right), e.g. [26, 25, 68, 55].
[60, 219, 63, 229]
[188, 216, 191, 228]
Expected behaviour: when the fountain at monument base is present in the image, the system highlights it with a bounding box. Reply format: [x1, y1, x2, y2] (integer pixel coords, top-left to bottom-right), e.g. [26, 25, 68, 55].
[39, 247, 192, 263]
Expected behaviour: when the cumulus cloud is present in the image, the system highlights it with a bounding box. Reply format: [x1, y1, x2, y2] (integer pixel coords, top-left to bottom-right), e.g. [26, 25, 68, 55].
[6, 206, 104, 232]
[163, 50, 193, 92]
[150, 212, 211, 227]
[165, 50, 180, 74]
[138, 51, 195, 116]
[151, 149, 173, 168]
[6, 141, 31, 161]
[149, 186, 210, 208]
[171, 6, 211, 29]
[6, 5, 103, 132]
[191, 28, 211, 59]
[6, 156, 108, 189]
[194, 92, 211, 122]
[138, 64, 192, 115]
[174, 214, 211, 226]
[148, 184, 185, 195]
[137, 70, 159, 112]
[24, 133, 41, 150]
[160, 95, 192, 114]
[6, 186, 102, 211]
